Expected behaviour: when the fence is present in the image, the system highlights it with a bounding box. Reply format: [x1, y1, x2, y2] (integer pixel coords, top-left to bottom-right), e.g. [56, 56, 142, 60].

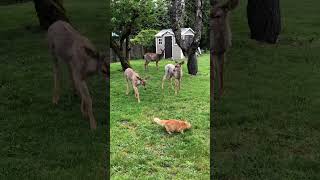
[111, 45, 155, 62]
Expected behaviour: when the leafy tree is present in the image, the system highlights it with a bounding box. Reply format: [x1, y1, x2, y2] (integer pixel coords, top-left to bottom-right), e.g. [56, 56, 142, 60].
[111, 0, 168, 70]
[130, 29, 158, 52]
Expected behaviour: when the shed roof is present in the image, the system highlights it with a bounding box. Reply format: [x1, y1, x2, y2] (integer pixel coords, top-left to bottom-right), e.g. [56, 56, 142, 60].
[155, 28, 194, 37]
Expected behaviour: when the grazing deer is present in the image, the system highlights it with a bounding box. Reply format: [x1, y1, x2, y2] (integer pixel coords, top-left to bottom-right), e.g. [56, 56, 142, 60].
[124, 68, 148, 103]
[47, 20, 107, 129]
[211, 0, 239, 97]
[144, 49, 165, 71]
[161, 61, 184, 95]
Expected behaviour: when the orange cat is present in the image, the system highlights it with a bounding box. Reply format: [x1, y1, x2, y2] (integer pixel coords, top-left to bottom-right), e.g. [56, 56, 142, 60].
[153, 117, 192, 134]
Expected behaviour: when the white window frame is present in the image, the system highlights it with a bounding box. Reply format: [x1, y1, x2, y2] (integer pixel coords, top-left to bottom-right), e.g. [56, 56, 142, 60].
[158, 38, 162, 45]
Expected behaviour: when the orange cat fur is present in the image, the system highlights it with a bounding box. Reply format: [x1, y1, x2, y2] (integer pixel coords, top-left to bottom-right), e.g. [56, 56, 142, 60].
[153, 117, 191, 134]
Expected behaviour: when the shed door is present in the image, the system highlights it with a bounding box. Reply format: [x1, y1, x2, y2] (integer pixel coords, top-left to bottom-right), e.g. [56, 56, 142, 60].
[164, 36, 172, 59]
[185, 35, 194, 47]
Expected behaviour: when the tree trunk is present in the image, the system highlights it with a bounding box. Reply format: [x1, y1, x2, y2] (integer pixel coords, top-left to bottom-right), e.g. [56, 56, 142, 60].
[187, 52, 198, 75]
[33, 0, 69, 30]
[247, 0, 281, 44]
[170, 0, 203, 75]
[111, 39, 131, 71]
[210, 0, 217, 103]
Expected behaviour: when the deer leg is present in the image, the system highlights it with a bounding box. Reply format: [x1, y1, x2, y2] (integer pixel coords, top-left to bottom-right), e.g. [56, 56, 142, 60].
[170, 78, 174, 90]
[73, 71, 97, 129]
[144, 61, 149, 71]
[125, 79, 130, 95]
[80, 81, 97, 129]
[156, 60, 159, 70]
[132, 83, 140, 103]
[67, 65, 79, 96]
[52, 59, 61, 105]
[162, 75, 166, 90]
[174, 79, 178, 95]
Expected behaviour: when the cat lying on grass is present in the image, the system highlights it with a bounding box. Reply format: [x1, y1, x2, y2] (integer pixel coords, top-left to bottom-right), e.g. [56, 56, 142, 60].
[153, 117, 191, 134]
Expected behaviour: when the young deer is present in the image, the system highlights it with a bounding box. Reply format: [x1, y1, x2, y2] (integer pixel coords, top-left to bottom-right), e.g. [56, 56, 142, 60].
[124, 68, 147, 103]
[211, 0, 239, 97]
[144, 49, 164, 71]
[161, 61, 184, 95]
[47, 20, 107, 129]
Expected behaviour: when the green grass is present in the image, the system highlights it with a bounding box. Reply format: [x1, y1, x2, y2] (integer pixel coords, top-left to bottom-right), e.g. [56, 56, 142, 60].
[110, 55, 210, 179]
[214, 0, 320, 179]
[0, 1, 107, 179]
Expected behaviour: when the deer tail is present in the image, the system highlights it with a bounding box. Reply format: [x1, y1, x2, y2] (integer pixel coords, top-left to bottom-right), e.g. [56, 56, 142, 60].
[153, 117, 165, 126]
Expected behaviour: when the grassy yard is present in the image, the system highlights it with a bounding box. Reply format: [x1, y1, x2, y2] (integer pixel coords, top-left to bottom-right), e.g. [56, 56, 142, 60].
[214, 0, 320, 179]
[110, 55, 210, 179]
[0, 0, 107, 179]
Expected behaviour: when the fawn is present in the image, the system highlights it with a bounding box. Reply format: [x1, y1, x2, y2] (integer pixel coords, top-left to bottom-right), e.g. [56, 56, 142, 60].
[124, 68, 148, 103]
[144, 49, 164, 71]
[211, 0, 239, 97]
[161, 61, 184, 95]
[47, 20, 107, 129]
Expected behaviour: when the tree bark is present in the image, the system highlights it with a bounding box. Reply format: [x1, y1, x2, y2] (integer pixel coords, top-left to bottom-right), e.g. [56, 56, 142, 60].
[170, 0, 203, 75]
[33, 0, 69, 30]
[247, 0, 281, 44]
[187, 53, 198, 75]
[210, 0, 218, 103]
[111, 39, 131, 71]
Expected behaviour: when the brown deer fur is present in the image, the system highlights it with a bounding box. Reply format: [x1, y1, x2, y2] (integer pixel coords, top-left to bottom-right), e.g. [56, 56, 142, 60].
[124, 68, 147, 103]
[47, 20, 107, 129]
[211, 0, 239, 97]
[162, 61, 184, 95]
[144, 49, 164, 70]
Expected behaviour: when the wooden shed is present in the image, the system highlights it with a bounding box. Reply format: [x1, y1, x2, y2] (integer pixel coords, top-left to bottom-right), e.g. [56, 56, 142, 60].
[155, 28, 194, 60]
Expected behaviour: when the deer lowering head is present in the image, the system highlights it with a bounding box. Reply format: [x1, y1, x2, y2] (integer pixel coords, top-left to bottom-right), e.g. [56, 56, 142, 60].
[162, 61, 184, 95]
[144, 48, 165, 71]
[124, 68, 148, 103]
[47, 20, 108, 129]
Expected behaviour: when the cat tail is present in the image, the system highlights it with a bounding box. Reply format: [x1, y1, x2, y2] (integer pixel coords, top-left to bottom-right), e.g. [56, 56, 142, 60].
[153, 117, 165, 126]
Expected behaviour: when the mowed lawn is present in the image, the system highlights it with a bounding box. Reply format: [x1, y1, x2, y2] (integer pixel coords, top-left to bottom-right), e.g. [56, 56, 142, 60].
[110, 55, 210, 179]
[0, 1, 107, 179]
[214, 0, 320, 179]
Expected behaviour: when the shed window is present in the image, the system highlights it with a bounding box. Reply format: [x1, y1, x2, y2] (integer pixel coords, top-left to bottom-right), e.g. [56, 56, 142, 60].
[158, 38, 162, 45]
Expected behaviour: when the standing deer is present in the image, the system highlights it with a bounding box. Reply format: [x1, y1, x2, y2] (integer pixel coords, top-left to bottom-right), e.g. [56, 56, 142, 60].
[211, 0, 239, 97]
[47, 20, 107, 129]
[162, 61, 184, 95]
[144, 49, 165, 71]
[124, 68, 147, 103]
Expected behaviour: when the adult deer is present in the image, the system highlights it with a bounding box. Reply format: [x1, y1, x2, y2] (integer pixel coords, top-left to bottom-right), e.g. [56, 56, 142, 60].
[211, 0, 239, 97]
[47, 20, 107, 129]
[143, 48, 164, 71]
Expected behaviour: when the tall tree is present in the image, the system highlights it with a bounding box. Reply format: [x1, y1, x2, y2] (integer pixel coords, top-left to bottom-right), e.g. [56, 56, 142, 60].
[170, 0, 204, 75]
[247, 0, 281, 44]
[33, 0, 69, 30]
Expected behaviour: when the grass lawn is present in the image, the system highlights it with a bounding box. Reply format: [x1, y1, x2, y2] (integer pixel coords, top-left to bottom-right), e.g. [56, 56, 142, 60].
[110, 55, 210, 179]
[0, 0, 107, 179]
[214, 0, 320, 179]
